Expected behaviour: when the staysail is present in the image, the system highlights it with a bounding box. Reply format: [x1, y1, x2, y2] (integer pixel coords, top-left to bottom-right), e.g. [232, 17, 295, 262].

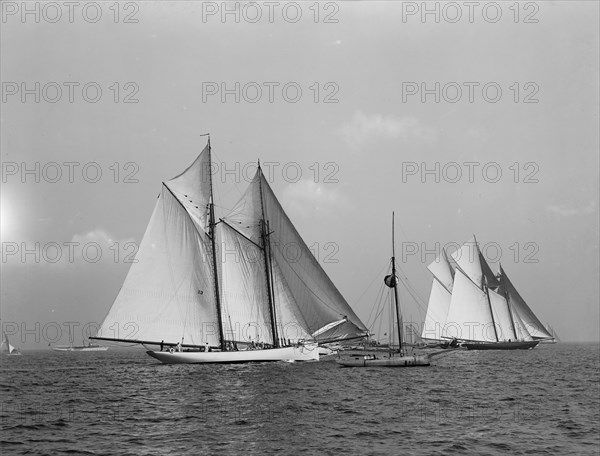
[499, 265, 553, 340]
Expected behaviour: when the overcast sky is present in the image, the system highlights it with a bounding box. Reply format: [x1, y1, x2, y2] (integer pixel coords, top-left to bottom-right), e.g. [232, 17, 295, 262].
[1, 1, 598, 348]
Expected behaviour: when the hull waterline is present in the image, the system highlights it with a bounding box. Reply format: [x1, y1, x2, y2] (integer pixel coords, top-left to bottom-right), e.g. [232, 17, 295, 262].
[464, 340, 539, 350]
[337, 354, 430, 368]
[146, 343, 319, 364]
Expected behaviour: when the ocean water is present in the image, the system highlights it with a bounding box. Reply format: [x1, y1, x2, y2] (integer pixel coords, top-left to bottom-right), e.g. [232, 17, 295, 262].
[1, 343, 598, 456]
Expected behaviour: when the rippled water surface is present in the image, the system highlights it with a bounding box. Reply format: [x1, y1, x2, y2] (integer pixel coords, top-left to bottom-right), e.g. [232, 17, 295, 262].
[1, 343, 599, 455]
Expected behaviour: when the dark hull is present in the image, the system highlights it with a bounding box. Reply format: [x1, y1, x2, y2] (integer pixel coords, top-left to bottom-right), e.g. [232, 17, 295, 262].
[464, 340, 539, 350]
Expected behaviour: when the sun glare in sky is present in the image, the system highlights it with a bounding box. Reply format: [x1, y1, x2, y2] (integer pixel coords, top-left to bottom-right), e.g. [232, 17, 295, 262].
[0, 198, 13, 240]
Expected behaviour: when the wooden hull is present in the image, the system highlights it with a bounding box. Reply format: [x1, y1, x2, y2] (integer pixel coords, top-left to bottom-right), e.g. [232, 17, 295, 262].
[464, 340, 539, 350]
[336, 354, 430, 368]
[146, 343, 319, 364]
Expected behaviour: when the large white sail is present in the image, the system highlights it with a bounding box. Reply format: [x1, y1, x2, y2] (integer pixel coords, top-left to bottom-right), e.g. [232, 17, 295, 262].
[422, 280, 452, 341]
[96, 149, 220, 346]
[224, 169, 368, 343]
[451, 236, 483, 287]
[427, 251, 454, 292]
[421, 253, 453, 341]
[445, 268, 496, 342]
[217, 222, 273, 345]
[499, 265, 552, 339]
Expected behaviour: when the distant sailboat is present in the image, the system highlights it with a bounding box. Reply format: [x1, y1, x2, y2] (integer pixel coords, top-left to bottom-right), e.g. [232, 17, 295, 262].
[1, 330, 21, 355]
[337, 213, 431, 367]
[421, 236, 554, 350]
[91, 138, 368, 363]
[49, 342, 108, 352]
[540, 324, 559, 344]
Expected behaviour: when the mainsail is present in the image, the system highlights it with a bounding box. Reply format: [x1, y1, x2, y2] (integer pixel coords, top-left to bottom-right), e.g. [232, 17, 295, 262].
[96, 146, 219, 347]
[446, 267, 496, 342]
[95, 143, 368, 351]
[223, 168, 368, 344]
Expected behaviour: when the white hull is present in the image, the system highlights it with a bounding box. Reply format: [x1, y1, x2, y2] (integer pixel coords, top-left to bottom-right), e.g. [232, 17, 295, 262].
[337, 354, 430, 368]
[147, 343, 319, 364]
[51, 346, 109, 352]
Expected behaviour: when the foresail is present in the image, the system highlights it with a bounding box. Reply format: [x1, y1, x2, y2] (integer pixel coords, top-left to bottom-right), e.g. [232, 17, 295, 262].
[499, 266, 552, 339]
[224, 170, 368, 342]
[488, 288, 516, 341]
[445, 268, 496, 342]
[217, 223, 273, 345]
[97, 185, 220, 346]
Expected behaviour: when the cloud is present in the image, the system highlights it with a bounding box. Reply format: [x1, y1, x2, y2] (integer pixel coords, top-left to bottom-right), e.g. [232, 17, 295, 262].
[339, 110, 437, 149]
[547, 201, 596, 217]
[281, 179, 350, 220]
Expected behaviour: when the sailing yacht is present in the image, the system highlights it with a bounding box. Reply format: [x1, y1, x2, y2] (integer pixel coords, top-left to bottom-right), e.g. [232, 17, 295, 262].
[91, 138, 368, 363]
[421, 236, 554, 350]
[1, 330, 21, 355]
[337, 213, 431, 367]
[49, 342, 108, 352]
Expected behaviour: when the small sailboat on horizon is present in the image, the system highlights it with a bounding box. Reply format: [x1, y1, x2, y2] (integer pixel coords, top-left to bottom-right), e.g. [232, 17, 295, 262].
[421, 236, 554, 350]
[91, 138, 369, 363]
[1, 330, 21, 356]
[337, 213, 431, 368]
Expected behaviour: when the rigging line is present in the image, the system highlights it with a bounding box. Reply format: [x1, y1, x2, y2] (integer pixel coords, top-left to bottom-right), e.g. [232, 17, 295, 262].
[366, 282, 385, 329]
[367, 279, 389, 330]
[351, 261, 390, 308]
[220, 218, 263, 249]
[210, 148, 246, 201]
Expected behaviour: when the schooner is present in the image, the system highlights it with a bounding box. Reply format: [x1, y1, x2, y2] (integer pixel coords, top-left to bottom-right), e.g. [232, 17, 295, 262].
[91, 139, 368, 363]
[421, 236, 554, 350]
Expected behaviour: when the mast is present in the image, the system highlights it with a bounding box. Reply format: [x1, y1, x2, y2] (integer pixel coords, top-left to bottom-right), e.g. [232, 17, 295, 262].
[474, 235, 499, 342]
[499, 263, 518, 340]
[257, 162, 279, 348]
[207, 137, 226, 350]
[391, 212, 403, 354]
